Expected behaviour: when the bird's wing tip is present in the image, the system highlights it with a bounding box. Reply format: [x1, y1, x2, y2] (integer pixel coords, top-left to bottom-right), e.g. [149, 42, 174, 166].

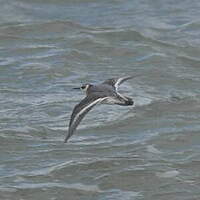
[64, 139, 68, 143]
[64, 138, 68, 143]
[64, 133, 71, 143]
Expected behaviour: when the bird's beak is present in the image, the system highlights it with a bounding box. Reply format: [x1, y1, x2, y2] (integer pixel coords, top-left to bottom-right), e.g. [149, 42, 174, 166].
[73, 87, 81, 90]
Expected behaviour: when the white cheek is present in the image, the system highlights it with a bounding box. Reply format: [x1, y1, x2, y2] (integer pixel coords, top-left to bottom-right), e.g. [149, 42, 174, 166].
[83, 88, 87, 92]
[81, 86, 87, 92]
[85, 85, 89, 90]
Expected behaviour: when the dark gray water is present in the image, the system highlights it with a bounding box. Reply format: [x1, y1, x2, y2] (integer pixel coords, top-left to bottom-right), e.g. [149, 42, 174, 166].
[1, 0, 200, 199]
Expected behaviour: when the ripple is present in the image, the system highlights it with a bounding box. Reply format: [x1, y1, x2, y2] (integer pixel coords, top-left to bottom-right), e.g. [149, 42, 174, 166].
[156, 170, 180, 178]
[103, 189, 142, 200]
[13, 182, 101, 192]
[0, 20, 95, 39]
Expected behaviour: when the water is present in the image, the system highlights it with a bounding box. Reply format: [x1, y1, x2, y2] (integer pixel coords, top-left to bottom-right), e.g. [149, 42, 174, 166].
[0, 0, 200, 199]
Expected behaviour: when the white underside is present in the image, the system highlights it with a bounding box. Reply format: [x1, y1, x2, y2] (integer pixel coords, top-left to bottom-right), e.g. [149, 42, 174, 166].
[101, 96, 123, 105]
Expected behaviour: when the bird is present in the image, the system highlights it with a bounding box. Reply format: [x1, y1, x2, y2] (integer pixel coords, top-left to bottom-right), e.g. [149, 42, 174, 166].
[64, 76, 134, 143]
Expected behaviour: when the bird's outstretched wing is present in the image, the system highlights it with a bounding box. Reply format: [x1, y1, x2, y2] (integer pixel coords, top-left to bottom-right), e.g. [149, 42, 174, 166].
[103, 76, 134, 91]
[64, 95, 107, 142]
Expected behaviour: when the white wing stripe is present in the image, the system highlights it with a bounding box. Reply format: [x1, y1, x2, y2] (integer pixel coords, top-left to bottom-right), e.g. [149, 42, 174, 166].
[114, 76, 133, 91]
[114, 78, 123, 91]
[70, 97, 107, 128]
[116, 92, 128, 101]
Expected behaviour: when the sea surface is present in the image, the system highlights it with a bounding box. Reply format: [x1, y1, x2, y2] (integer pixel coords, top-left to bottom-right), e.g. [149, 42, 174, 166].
[0, 0, 200, 199]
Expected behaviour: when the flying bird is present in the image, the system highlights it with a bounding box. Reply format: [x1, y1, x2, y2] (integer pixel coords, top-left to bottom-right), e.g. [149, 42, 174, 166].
[64, 76, 134, 142]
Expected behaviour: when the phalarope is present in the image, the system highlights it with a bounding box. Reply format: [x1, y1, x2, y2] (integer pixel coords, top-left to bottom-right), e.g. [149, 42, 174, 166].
[64, 76, 134, 142]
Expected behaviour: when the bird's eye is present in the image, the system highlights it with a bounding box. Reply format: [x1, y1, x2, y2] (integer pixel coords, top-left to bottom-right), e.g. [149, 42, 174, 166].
[81, 86, 85, 89]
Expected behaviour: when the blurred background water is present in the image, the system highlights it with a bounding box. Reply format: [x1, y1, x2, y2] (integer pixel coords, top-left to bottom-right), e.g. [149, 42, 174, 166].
[0, 0, 200, 199]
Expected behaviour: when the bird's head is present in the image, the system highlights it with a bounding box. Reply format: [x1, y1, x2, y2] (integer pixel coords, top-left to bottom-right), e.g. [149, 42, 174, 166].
[73, 83, 92, 92]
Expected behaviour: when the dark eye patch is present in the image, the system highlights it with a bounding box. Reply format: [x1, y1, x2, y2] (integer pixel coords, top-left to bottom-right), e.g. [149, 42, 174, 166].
[81, 86, 85, 89]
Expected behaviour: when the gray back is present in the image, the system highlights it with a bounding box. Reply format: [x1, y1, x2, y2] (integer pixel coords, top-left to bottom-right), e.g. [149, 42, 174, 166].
[87, 84, 117, 98]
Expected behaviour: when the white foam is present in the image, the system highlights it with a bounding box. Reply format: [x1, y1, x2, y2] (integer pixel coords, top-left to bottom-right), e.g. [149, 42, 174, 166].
[105, 189, 142, 200]
[147, 145, 162, 154]
[156, 170, 180, 178]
